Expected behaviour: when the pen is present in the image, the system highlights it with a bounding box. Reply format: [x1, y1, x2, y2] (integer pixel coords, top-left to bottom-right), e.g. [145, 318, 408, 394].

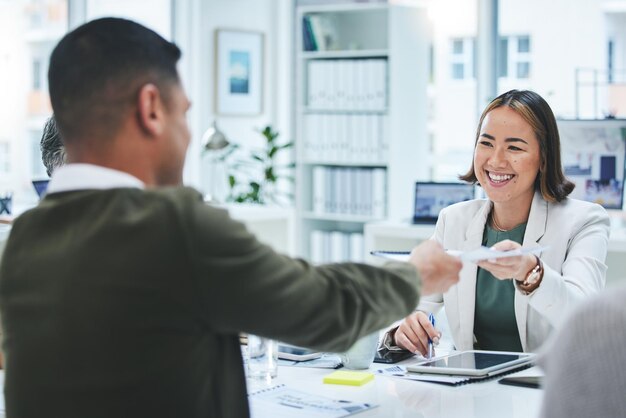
[427, 313, 435, 360]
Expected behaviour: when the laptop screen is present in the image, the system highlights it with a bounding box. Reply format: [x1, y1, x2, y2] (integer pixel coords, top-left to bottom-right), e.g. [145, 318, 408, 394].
[32, 179, 50, 199]
[413, 182, 475, 224]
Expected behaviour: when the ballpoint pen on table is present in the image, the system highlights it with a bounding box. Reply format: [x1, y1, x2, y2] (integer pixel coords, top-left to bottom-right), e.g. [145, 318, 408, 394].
[427, 313, 435, 360]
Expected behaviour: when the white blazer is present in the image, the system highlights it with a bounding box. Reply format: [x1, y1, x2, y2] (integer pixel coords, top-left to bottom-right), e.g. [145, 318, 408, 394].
[417, 191, 610, 352]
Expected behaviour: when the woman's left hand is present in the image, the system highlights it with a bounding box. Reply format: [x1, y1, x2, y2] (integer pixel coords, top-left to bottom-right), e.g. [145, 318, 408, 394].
[476, 239, 537, 282]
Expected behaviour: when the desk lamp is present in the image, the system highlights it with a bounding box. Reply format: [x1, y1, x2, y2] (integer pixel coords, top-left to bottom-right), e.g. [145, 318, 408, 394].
[201, 121, 230, 202]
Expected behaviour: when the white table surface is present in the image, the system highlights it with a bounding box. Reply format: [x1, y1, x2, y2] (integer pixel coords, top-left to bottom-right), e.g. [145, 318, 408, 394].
[0, 363, 542, 418]
[247, 361, 544, 418]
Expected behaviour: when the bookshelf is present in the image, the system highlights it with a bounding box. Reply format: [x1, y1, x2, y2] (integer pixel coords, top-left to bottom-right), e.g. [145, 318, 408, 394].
[294, 2, 430, 262]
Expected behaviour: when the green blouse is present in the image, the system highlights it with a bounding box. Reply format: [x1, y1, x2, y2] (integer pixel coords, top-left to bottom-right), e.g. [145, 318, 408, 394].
[473, 222, 526, 352]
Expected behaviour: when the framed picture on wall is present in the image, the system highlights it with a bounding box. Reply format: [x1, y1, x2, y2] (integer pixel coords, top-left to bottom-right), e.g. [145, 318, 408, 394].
[215, 29, 264, 116]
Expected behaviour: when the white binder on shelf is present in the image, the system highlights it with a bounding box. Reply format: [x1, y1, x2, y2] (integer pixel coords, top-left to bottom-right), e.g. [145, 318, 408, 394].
[313, 166, 325, 214]
[372, 168, 387, 218]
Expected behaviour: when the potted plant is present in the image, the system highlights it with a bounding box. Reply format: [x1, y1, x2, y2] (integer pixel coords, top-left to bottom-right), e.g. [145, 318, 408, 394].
[226, 125, 294, 205]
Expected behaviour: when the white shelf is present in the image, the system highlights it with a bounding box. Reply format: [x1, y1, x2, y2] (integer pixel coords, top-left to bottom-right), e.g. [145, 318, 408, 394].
[298, 3, 388, 14]
[302, 212, 383, 223]
[301, 161, 387, 167]
[301, 107, 388, 114]
[294, 3, 430, 258]
[300, 49, 388, 59]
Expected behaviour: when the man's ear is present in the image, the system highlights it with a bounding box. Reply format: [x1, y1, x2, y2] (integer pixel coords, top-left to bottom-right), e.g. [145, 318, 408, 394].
[137, 83, 165, 137]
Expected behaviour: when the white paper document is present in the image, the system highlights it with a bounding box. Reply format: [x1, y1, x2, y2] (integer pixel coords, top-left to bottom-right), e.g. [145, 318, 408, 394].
[249, 384, 376, 418]
[371, 246, 548, 263]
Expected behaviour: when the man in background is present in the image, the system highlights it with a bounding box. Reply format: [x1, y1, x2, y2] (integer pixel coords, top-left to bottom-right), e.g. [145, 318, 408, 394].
[40, 115, 66, 177]
[0, 18, 461, 418]
[0, 114, 65, 369]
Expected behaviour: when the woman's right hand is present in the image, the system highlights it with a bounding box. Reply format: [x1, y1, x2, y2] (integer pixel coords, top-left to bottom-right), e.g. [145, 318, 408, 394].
[393, 311, 441, 356]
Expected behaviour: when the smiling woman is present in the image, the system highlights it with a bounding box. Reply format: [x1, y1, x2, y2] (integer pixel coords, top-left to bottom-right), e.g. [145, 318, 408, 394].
[473, 106, 541, 225]
[387, 89, 610, 356]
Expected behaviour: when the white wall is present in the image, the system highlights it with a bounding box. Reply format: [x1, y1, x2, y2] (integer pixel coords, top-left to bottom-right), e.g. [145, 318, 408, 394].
[179, 0, 294, 200]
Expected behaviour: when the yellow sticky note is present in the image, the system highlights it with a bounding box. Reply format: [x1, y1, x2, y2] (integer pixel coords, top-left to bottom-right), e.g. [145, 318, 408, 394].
[323, 370, 374, 386]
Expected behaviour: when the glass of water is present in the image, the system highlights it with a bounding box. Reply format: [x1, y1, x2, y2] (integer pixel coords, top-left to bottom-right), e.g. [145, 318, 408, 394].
[247, 335, 278, 380]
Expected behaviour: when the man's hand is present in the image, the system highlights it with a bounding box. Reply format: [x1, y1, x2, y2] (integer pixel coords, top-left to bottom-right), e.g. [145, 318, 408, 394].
[409, 241, 462, 296]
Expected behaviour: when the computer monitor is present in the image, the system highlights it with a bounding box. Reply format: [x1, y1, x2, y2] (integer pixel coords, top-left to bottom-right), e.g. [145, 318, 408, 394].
[558, 119, 626, 209]
[413, 182, 476, 224]
[32, 179, 49, 199]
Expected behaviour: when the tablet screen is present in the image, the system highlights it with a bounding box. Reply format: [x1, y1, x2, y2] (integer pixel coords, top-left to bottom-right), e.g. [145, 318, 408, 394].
[421, 352, 523, 370]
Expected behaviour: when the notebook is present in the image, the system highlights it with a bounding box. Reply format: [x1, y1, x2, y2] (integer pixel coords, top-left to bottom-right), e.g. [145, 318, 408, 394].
[413, 182, 475, 224]
[375, 363, 533, 386]
[248, 384, 377, 418]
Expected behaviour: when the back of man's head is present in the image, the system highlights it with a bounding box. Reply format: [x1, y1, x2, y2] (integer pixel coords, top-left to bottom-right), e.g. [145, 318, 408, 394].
[48, 17, 181, 144]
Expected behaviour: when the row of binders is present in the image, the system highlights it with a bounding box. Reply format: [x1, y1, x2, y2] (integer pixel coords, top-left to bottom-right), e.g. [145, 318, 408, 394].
[310, 230, 365, 264]
[307, 59, 387, 111]
[313, 167, 386, 218]
[303, 114, 388, 164]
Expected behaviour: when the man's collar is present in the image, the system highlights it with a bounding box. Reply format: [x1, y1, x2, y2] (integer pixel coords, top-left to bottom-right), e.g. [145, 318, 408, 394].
[47, 163, 145, 194]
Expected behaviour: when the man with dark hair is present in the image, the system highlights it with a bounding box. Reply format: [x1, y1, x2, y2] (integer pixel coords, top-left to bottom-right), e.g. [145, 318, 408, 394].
[0, 18, 461, 418]
[40, 115, 66, 177]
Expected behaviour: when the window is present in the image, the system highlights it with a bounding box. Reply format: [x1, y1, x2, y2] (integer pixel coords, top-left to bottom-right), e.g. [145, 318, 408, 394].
[85, 0, 172, 39]
[0, 0, 67, 203]
[32, 59, 42, 90]
[31, 130, 46, 179]
[608, 39, 614, 84]
[0, 142, 10, 175]
[0, 0, 173, 204]
[450, 37, 475, 80]
[498, 35, 531, 79]
[497, 37, 508, 78]
[517, 36, 530, 53]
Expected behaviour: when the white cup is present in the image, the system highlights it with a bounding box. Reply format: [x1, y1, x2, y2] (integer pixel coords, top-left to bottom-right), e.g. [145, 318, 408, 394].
[247, 335, 278, 380]
[340, 332, 379, 370]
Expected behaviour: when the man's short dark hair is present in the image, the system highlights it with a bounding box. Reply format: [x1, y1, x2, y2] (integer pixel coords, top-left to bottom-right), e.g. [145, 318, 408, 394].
[40, 115, 66, 177]
[48, 17, 182, 143]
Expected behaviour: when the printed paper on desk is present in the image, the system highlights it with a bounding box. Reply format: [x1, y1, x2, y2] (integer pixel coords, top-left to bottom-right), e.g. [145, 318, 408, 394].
[249, 384, 377, 418]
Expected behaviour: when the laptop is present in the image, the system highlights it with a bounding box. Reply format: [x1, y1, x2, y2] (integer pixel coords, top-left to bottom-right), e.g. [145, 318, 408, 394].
[32, 179, 50, 199]
[412, 182, 475, 224]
